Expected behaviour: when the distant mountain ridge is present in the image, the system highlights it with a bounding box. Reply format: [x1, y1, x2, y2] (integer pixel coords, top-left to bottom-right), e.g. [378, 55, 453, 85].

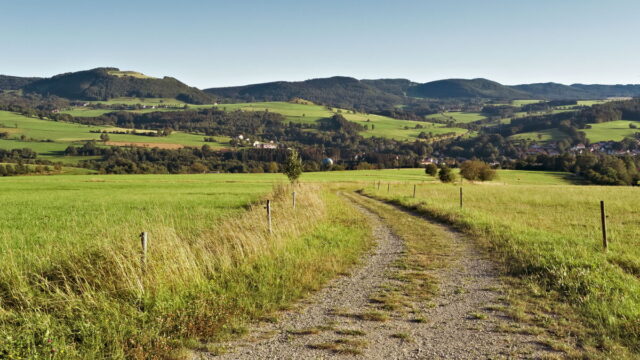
[21, 68, 214, 104]
[0, 75, 42, 90]
[4, 67, 640, 108]
[407, 78, 531, 99]
[204, 76, 405, 109]
[207, 77, 640, 103]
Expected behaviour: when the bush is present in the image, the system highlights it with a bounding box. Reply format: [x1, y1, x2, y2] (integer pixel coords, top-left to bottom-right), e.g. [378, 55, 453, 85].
[424, 163, 438, 176]
[438, 166, 456, 183]
[460, 160, 496, 182]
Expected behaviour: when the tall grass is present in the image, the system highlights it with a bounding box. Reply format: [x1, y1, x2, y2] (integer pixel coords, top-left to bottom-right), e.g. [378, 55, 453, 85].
[0, 180, 370, 359]
[362, 183, 640, 355]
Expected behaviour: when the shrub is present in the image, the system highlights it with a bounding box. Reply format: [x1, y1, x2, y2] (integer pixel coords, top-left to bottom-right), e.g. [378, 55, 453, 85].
[460, 160, 496, 182]
[438, 166, 456, 183]
[424, 163, 438, 176]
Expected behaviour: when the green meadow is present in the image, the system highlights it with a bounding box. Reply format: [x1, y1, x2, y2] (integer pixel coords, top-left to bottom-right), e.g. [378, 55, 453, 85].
[0, 172, 372, 358]
[509, 128, 567, 142]
[512, 99, 543, 106]
[216, 101, 469, 140]
[60, 100, 469, 142]
[426, 111, 486, 124]
[1, 168, 638, 358]
[582, 120, 640, 142]
[0, 111, 230, 161]
[511, 120, 640, 143]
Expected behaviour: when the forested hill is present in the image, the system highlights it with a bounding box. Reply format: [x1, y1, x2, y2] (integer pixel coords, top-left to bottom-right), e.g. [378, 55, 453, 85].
[511, 83, 593, 100]
[407, 78, 531, 100]
[0, 75, 42, 90]
[22, 68, 214, 104]
[204, 76, 406, 110]
[207, 76, 640, 106]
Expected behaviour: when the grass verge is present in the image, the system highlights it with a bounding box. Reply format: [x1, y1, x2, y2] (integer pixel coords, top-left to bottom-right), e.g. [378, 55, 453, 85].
[360, 184, 639, 359]
[0, 184, 371, 359]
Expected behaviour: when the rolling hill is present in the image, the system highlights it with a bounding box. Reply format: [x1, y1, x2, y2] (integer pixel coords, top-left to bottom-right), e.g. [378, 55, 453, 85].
[22, 67, 214, 104]
[511, 82, 593, 100]
[407, 78, 531, 99]
[204, 76, 405, 110]
[0, 75, 42, 90]
[4, 67, 640, 110]
[207, 77, 640, 104]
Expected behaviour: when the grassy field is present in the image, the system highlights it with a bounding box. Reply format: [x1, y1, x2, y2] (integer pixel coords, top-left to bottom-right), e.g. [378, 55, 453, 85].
[0, 173, 372, 358]
[512, 99, 543, 106]
[106, 71, 156, 79]
[216, 101, 468, 141]
[510, 120, 640, 143]
[509, 128, 566, 142]
[301, 168, 581, 185]
[582, 120, 640, 142]
[2, 168, 636, 358]
[0, 111, 230, 161]
[60, 101, 468, 141]
[362, 180, 640, 356]
[426, 111, 486, 124]
[87, 97, 187, 106]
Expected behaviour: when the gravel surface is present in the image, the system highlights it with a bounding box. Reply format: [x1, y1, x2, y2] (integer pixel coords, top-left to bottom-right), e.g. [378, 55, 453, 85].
[199, 196, 554, 359]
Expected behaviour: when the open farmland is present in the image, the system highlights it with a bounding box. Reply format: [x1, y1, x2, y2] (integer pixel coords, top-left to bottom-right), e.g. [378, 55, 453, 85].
[0, 111, 229, 161]
[510, 120, 640, 143]
[216, 101, 469, 140]
[582, 120, 640, 142]
[60, 100, 468, 142]
[0, 172, 374, 358]
[426, 111, 486, 124]
[1, 168, 638, 358]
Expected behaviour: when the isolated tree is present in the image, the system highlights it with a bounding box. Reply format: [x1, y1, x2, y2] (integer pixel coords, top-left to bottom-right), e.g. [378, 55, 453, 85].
[424, 163, 438, 176]
[438, 166, 456, 183]
[283, 148, 303, 183]
[100, 133, 110, 142]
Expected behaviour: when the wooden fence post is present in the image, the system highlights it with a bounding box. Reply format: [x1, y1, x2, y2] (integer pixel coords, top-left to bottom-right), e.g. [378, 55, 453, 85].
[377, 181, 380, 190]
[459, 187, 463, 209]
[292, 191, 296, 209]
[413, 184, 416, 198]
[601, 200, 607, 250]
[140, 232, 148, 269]
[387, 183, 390, 193]
[266, 200, 272, 235]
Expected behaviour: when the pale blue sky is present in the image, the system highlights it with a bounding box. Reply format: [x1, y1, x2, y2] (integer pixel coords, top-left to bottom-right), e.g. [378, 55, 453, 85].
[1, 0, 638, 88]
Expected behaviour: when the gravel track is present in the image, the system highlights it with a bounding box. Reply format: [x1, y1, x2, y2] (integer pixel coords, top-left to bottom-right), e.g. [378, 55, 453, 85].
[199, 195, 553, 359]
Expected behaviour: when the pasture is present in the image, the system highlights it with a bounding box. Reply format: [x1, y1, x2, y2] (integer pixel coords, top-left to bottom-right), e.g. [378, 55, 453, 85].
[426, 111, 486, 124]
[216, 101, 469, 140]
[1, 168, 638, 358]
[582, 120, 640, 142]
[0, 172, 372, 358]
[60, 100, 469, 141]
[510, 120, 640, 143]
[0, 111, 230, 161]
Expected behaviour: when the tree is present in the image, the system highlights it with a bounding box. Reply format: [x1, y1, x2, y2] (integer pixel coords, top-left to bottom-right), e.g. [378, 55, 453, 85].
[424, 163, 438, 176]
[283, 148, 303, 183]
[438, 166, 456, 183]
[460, 160, 496, 182]
[100, 133, 110, 142]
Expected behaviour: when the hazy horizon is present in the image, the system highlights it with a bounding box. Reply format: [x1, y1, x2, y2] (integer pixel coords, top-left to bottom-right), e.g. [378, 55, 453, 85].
[2, 0, 639, 88]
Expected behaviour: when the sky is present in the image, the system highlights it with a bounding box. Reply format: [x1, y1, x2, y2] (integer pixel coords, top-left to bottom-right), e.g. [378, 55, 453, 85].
[1, 0, 639, 88]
